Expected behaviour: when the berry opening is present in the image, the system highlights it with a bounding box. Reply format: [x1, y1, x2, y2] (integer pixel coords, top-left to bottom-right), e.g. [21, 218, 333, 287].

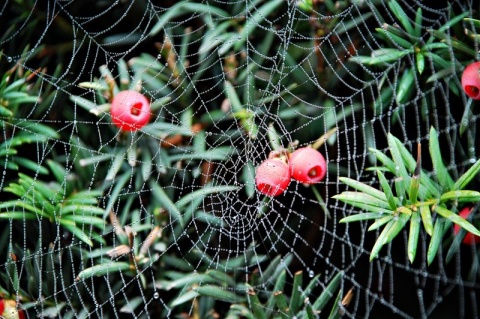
[308, 166, 322, 178]
[465, 85, 480, 98]
[130, 102, 143, 116]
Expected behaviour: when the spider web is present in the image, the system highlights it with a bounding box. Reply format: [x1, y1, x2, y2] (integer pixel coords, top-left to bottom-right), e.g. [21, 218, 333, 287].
[1, 0, 479, 318]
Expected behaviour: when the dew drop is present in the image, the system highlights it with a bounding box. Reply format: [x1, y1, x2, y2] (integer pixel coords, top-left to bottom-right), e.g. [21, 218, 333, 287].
[153, 292, 159, 299]
[470, 158, 477, 164]
[308, 270, 314, 277]
[7, 56, 12, 62]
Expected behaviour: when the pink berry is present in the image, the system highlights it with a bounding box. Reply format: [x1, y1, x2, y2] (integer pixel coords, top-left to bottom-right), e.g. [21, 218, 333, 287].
[289, 147, 326, 184]
[110, 90, 151, 131]
[454, 206, 480, 245]
[461, 62, 480, 100]
[255, 158, 291, 196]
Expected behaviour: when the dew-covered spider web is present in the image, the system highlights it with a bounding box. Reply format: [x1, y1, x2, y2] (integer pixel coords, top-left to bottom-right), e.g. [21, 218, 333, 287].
[1, 0, 480, 318]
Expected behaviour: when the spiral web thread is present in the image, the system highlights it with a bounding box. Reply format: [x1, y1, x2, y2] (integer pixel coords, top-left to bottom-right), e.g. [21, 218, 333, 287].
[0, 0, 479, 318]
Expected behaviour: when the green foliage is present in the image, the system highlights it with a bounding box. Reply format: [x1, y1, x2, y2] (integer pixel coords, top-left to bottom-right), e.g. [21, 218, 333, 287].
[156, 254, 347, 319]
[0, 55, 60, 178]
[335, 127, 480, 264]
[349, 1, 476, 125]
[0, 160, 105, 246]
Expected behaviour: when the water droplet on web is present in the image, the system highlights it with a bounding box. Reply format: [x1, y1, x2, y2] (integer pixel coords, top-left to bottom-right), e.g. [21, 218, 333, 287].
[308, 270, 314, 277]
[470, 158, 476, 163]
[7, 56, 12, 62]
[153, 292, 159, 299]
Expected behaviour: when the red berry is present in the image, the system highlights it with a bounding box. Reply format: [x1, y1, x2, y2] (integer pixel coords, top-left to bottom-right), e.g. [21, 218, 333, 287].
[289, 147, 327, 184]
[255, 158, 290, 196]
[0, 299, 4, 314]
[461, 62, 480, 100]
[454, 206, 480, 245]
[110, 90, 151, 131]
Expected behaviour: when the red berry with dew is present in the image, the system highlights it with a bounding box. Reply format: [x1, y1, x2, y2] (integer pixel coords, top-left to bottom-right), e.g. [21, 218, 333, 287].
[461, 61, 480, 100]
[289, 147, 327, 184]
[255, 158, 291, 196]
[110, 90, 151, 131]
[454, 206, 480, 245]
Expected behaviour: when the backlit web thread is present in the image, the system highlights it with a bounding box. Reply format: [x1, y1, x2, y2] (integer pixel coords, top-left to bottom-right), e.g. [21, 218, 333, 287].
[0, 0, 479, 318]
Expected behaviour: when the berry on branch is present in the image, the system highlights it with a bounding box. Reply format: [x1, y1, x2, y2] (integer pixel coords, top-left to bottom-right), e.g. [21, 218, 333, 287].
[289, 147, 327, 184]
[461, 61, 480, 100]
[454, 206, 480, 245]
[255, 158, 291, 196]
[110, 90, 151, 131]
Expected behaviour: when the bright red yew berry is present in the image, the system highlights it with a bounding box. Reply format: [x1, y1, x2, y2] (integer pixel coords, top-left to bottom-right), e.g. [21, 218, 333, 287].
[255, 158, 291, 196]
[110, 90, 151, 131]
[461, 61, 480, 100]
[289, 147, 327, 184]
[454, 206, 480, 245]
[0, 299, 26, 319]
